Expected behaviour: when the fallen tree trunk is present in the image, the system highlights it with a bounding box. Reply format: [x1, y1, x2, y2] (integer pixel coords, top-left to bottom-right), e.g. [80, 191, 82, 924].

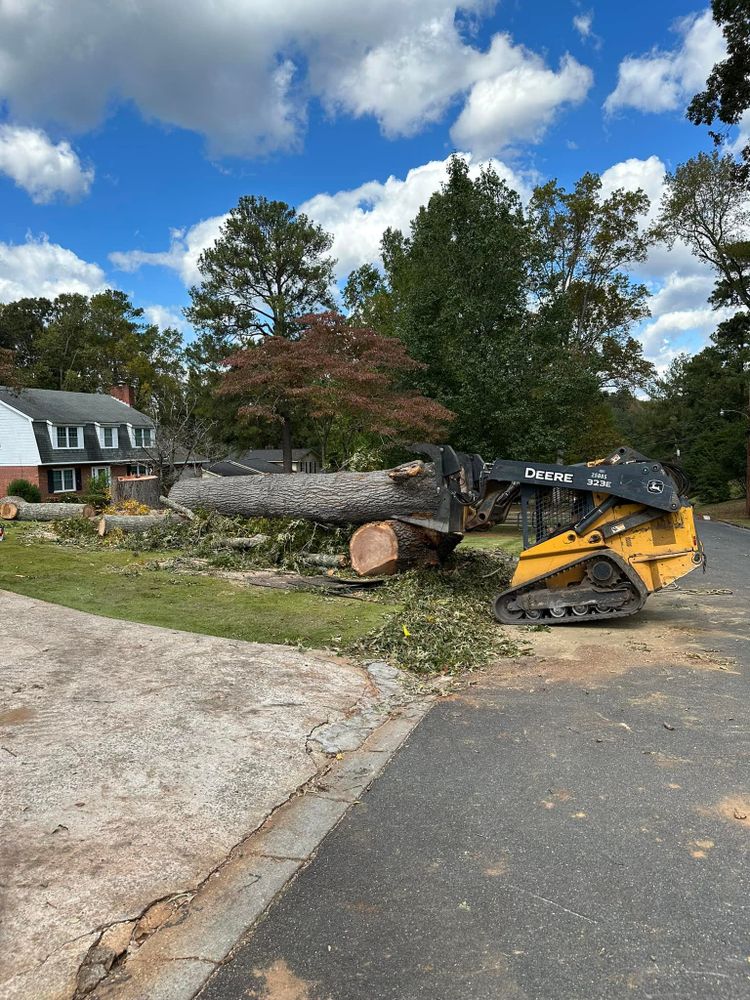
[168, 461, 443, 526]
[97, 513, 168, 536]
[349, 520, 462, 576]
[1, 499, 94, 521]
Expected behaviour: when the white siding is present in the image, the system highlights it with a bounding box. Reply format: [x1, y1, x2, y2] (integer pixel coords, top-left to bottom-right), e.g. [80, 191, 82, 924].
[0, 402, 41, 466]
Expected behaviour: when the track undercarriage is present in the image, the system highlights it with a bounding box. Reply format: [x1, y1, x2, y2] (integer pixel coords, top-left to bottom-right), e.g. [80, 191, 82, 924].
[493, 551, 647, 625]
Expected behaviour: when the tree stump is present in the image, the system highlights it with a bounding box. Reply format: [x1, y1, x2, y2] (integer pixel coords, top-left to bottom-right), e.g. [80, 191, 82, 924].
[111, 475, 160, 509]
[349, 520, 462, 576]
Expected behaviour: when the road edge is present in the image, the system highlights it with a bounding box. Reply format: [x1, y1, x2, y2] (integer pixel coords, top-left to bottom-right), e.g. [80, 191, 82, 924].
[93, 698, 434, 1000]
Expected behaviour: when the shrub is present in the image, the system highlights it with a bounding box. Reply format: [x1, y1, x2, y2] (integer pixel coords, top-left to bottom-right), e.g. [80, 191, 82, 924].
[6, 479, 41, 503]
[83, 472, 112, 511]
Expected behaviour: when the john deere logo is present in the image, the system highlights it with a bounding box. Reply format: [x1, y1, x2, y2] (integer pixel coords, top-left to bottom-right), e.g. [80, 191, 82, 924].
[647, 480, 664, 495]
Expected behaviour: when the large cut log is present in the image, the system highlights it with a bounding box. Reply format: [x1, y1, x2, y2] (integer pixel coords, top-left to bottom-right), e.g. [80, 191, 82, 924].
[111, 475, 161, 509]
[97, 513, 169, 536]
[168, 462, 443, 526]
[349, 520, 462, 576]
[0, 499, 94, 521]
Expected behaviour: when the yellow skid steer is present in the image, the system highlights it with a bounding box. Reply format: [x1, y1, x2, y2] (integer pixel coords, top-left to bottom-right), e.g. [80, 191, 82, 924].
[415, 445, 704, 625]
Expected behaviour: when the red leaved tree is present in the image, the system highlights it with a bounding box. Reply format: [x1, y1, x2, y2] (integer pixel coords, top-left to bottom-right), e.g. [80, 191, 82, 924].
[220, 311, 454, 470]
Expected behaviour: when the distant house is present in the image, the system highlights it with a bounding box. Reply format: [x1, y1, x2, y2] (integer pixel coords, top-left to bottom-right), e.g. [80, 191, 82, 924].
[0, 385, 200, 498]
[205, 448, 321, 477]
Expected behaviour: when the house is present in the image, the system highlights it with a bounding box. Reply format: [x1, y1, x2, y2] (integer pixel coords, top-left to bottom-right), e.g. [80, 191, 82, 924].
[204, 448, 321, 477]
[0, 385, 160, 498]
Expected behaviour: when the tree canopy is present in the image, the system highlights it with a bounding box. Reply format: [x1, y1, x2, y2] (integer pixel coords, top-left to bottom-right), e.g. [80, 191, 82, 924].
[687, 1, 750, 171]
[220, 311, 453, 469]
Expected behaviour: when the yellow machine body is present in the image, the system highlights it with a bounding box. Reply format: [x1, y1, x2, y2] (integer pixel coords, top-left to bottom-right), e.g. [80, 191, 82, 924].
[510, 493, 702, 597]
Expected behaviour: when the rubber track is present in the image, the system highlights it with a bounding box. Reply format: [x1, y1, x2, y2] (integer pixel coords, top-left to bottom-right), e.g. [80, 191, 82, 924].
[494, 553, 646, 626]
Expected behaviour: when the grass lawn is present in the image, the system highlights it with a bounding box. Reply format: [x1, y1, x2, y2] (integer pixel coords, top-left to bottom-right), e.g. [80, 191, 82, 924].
[0, 525, 390, 647]
[461, 524, 524, 557]
[696, 498, 750, 529]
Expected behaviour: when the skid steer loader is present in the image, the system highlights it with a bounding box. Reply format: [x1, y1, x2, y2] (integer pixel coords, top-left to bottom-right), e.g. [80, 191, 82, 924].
[413, 445, 704, 625]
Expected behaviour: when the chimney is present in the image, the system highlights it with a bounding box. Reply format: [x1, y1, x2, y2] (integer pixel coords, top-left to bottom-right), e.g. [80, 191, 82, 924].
[109, 384, 135, 407]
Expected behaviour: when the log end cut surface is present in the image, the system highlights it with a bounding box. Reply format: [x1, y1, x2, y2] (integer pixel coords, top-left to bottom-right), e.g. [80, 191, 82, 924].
[350, 522, 399, 576]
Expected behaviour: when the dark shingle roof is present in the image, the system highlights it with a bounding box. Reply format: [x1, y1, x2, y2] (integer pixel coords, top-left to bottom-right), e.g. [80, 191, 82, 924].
[237, 448, 316, 464]
[0, 387, 153, 426]
[32, 422, 154, 465]
[206, 459, 278, 477]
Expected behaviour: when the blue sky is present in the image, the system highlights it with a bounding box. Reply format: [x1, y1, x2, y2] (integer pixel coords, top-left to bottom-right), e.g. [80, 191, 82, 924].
[0, 1, 734, 370]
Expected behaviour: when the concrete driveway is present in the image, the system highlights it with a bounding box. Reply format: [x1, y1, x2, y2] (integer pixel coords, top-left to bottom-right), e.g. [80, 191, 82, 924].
[0, 592, 410, 1000]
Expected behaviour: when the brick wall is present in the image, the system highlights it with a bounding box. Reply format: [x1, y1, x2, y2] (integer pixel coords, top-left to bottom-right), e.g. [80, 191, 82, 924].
[0, 466, 41, 497]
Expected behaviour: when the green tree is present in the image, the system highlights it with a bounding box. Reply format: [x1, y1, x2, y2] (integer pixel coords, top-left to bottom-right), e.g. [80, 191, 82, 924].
[527, 172, 655, 389]
[380, 156, 529, 458]
[656, 151, 750, 309]
[378, 156, 650, 462]
[0, 290, 185, 411]
[687, 1, 750, 172]
[186, 195, 336, 344]
[629, 315, 750, 502]
[186, 195, 337, 468]
[342, 263, 394, 333]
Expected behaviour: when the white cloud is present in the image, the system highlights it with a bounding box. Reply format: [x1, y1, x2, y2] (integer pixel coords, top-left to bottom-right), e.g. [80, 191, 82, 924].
[604, 9, 725, 114]
[450, 47, 592, 156]
[111, 216, 226, 288]
[112, 154, 534, 286]
[573, 12, 592, 39]
[142, 304, 188, 333]
[0, 1, 590, 157]
[0, 124, 93, 203]
[0, 236, 106, 302]
[599, 154, 666, 220]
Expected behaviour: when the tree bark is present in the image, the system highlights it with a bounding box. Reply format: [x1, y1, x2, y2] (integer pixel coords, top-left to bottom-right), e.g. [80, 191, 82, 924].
[168, 462, 444, 526]
[111, 475, 160, 509]
[218, 535, 270, 550]
[300, 552, 348, 568]
[349, 520, 462, 576]
[160, 495, 197, 520]
[1, 500, 95, 521]
[97, 513, 168, 536]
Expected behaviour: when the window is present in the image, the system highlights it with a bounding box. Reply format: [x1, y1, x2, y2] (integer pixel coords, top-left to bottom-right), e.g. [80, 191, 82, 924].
[52, 468, 76, 493]
[133, 427, 152, 447]
[90, 466, 111, 485]
[127, 463, 151, 476]
[101, 427, 118, 448]
[55, 426, 80, 448]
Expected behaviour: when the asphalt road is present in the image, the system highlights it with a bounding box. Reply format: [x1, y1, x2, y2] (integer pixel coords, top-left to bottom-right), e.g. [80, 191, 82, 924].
[198, 520, 749, 1000]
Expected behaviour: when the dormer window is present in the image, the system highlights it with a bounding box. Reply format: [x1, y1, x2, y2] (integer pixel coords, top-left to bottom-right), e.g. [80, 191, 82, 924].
[133, 427, 152, 447]
[55, 426, 80, 448]
[100, 426, 118, 448]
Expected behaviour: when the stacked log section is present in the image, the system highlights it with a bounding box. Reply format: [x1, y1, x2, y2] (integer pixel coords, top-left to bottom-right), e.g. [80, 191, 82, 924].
[350, 520, 461, 576]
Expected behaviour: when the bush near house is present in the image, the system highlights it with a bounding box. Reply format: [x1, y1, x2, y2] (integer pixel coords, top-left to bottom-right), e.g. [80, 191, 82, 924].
[6, 479, 41, 503]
